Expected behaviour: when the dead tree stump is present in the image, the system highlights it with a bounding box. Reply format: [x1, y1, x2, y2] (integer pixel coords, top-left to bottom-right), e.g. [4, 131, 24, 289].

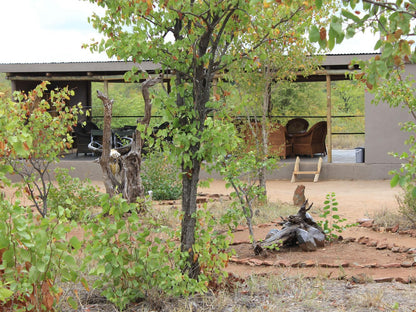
[255, 200, 325, 254]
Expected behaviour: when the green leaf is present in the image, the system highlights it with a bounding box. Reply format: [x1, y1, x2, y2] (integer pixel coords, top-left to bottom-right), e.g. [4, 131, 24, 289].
[0, 287, 13, 302]
[374, 39, 383, 51]
[309, 25, 320, 42]
[67, 296, 78, 310]
[390, 174, 400, 187]
[341, 9, 361, 23]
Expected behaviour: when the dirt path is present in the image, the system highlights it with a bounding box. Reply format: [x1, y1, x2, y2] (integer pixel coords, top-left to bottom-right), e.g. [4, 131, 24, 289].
[200, 179, 400, 221]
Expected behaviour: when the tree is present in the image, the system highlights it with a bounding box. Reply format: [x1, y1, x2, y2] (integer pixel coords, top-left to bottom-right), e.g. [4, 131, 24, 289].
[0, 82, 81, 217]
[224, 10, 322, 195]
[86, 0, 330, 278]
[313, 1, 416, 195]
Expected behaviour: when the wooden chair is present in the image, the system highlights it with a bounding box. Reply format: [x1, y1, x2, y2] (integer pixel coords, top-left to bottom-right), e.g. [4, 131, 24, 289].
[286, 118, 309, 135]
[292, 121, 327, 157]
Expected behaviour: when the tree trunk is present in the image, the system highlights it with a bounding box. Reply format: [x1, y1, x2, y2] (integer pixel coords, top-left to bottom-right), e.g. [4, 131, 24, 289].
[180, 156, 201, 279]
[96, 76, 162, 203]
[122, 75, 163, 203]
[259, 65, 272, 197]
[178, 62, 210, 278]
[97, 90, 121, 196]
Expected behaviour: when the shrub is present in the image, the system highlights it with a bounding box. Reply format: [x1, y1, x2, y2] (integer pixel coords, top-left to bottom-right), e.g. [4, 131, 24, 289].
[0, 198, 82, 311]
[396, 186, 416, 227]
[84, 194, 235, 310]
[317, 192, 356, 241]
[48, 168, 101, 221]
[141, 152, 182, 200]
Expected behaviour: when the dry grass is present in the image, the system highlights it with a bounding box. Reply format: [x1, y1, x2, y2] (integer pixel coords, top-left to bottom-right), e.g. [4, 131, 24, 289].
[331, 134, 364, 149]
[59, 274, 416, 311]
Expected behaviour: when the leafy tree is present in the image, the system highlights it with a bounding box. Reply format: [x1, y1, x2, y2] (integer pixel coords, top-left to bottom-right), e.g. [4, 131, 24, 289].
[313, 1, 416, 195]
[85, 0, 331, 278]
[0, 73, 11, 99]
[224, 9, 322, 194]
[332, 80, 364, 114]
[271, 81, 327, 117]
[91, 81, 147, 128]
[0, 81, 82, 217]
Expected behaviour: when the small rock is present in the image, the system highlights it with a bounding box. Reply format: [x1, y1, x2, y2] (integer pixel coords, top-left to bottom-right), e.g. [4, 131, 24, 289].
[408, 276, 416, 283]
[262, 260, 274, 266]
[391, 224, 400, 233]
[360, 221, 374, 228]
[320, 263, 338, 268]
[400, 247, 410, 253]
[343, 237, 356, 243]
[277, 260, 291, 267]
[407, 248, 416, 254]
[356, 218, 374, 224]
[374, 277, 394, 283]
[376, 243, 388, 250]
[391, 247, 401, 253]
[351, 273, 369, 284]
[383, 263, 401, 268]
[401, 261, 414, 268]
[248, 258, 265, 266]
[300, 260, 316, 267]
[357, 236, 370, 244]
[395, 277, 409, 284]
[367, 240, 378, 247]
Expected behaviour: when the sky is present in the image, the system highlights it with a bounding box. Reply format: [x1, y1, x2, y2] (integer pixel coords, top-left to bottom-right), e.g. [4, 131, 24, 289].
[0, 0, 379, 64]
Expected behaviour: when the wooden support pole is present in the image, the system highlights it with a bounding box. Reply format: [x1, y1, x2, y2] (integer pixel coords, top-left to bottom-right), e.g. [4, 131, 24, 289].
[326, 74, 332, 163]
[104, 80, 109, 97]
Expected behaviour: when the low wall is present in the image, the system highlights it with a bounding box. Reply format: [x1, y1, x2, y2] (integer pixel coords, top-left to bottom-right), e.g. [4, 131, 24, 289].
[6, 159, 399, 183]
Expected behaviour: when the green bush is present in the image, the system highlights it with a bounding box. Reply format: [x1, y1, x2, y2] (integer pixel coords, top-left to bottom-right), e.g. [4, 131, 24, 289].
[0, 198, 82, 311]
[48, 168, 101, 221]
[84, 195, 234, 310]
[141, 152, 182, 200]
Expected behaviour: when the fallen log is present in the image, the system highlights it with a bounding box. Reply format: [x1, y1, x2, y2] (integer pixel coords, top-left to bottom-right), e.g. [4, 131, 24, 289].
[255, 200, 325, 254]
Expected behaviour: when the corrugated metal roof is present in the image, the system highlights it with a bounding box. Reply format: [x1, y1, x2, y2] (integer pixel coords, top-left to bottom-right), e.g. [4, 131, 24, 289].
[0, 60, 161, 73]
[0, 53, 380, 74]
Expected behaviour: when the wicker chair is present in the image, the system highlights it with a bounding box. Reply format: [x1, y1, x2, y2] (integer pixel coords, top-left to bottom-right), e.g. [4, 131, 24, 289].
[286, 118, 309, 135]
[292, 121, 327, 157]
[240, 122, 293, 159]
[268, 124, 293, 159]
